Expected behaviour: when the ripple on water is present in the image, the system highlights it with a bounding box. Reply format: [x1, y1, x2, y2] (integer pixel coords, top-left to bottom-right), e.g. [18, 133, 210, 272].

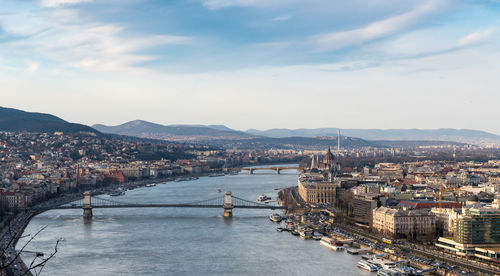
[19, 169, 363, 276]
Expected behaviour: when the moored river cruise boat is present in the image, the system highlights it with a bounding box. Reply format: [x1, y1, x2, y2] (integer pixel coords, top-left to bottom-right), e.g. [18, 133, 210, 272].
[320, 237, 344, 250]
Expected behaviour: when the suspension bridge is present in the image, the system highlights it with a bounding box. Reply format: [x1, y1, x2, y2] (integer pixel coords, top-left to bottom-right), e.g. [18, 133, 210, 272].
[34, 191, 287, 218]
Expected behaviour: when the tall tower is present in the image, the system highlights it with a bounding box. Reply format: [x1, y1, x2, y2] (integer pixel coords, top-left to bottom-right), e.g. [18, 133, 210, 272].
[337, 129, 341, 154]
[337, 129, 342, 172]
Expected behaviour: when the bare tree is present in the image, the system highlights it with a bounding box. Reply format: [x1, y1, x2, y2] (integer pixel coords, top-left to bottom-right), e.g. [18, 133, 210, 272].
[1, 215, 61, 276]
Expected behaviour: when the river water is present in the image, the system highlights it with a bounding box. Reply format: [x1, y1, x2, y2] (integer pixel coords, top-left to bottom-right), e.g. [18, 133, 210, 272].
[19, 167, 366, 275]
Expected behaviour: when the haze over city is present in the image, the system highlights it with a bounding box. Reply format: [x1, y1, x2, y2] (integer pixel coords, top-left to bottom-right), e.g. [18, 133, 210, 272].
[1, 0, 499, 134]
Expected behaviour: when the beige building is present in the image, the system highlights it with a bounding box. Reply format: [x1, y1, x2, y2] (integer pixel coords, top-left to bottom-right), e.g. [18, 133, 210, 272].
[372, 207, 436, 241]
[298, 174, 335, 204]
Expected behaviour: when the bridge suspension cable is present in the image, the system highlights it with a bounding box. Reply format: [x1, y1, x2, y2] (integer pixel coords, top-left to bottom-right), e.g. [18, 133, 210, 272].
[36, 192, 286, 211]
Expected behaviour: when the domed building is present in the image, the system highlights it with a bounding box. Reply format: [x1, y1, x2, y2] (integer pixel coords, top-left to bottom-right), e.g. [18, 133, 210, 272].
[299, 147, 339, 204]
[310, 147, 336, 172]
[323, 147, 334, 167]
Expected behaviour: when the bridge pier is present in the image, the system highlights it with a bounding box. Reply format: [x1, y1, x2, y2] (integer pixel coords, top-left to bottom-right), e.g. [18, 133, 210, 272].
[276, 168, 281, 174]
[249, 169, 254, 174]
[224, 191, 233, 218]
[83, 191, 92, 219]
[83, 207, 93, 219]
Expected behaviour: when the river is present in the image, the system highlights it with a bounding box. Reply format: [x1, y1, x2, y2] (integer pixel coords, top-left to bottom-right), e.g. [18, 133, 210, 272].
[19, 167, 367, 275]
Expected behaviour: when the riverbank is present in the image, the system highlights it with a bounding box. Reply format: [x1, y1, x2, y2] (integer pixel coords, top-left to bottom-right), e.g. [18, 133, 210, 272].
[18, 170, 364, 276]
[10, 171, 244, 274]
[5, 176, 188, 275]
[12, 165, 304, 275]
[282, 206, 500, 276]
[276, 184, 500, 276]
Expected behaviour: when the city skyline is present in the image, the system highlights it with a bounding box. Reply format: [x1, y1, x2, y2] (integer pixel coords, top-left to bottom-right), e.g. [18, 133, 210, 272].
[1, 0, 500, 134]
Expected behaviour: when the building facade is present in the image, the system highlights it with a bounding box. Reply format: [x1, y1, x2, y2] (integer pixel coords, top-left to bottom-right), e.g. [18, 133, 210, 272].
[298, 178, 336, 204]
[353, 194, 385, 228]
[372, 207, 436, 241]
[436, 207, 500, 261]
[455, 208, 500, 244]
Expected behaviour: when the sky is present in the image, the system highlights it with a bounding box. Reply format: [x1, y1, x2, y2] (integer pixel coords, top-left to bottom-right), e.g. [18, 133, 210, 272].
[1, 0, 500, 134]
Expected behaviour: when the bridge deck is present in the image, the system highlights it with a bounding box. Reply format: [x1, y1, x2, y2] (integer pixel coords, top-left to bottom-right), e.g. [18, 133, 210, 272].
[33, 193, 288, 212]
[45, 204, 287, 210]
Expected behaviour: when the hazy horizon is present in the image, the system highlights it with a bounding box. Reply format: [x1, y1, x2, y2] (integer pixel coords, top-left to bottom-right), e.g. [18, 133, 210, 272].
[6, 105, 500, 136]
[91, 118, 500, 136]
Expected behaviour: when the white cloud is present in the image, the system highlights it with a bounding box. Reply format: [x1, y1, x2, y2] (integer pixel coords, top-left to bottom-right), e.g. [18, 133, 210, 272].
[271, 15, 291, 22]
[39, 0, 93, 8]
[26, 61, 40, 72]
[53, 25, 193, 72]
[313, 0, 444, 51]
[201, 0, 290, 9]
[1, 7, 193, 73]
[458, 28, 496, 47]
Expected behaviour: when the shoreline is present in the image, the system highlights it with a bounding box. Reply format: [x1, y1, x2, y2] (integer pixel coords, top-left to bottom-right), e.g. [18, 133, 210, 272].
[13, 164, 300, 275]
[9, 175, 198, 275]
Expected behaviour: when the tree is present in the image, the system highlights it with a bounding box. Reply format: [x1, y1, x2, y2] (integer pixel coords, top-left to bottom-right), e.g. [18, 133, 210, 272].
[0, 216, 61, 276]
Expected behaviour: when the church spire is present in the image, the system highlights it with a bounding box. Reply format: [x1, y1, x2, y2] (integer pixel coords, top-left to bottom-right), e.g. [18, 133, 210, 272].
[310, 155, 316, 170]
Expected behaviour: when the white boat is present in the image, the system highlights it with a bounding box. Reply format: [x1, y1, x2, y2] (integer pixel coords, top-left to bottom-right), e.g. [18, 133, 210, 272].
[145, 183, 156, 187]
[357, 260, 378, 272]
[258, 194, 270, 201]
[269, 213, 282, 222]
[377, 268, 404, 276]
[312, 233, 323, 240]
[320, 237, 344, 250]
[368, 257, 395, 270]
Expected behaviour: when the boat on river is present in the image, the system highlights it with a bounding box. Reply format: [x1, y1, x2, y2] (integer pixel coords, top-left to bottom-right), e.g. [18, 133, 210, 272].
[109, 190, 125, 196]
[145, 183, 156, 187]
[357, 260, 378, 272]
[377, 268, 405, 276]
[257, 194, 271, 201]
[269, 213, 282, 222]
[312, 233, 323, 240]
[320, 237, 344, 250]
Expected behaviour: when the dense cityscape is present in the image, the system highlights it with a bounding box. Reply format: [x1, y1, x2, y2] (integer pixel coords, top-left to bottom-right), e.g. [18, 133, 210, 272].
[0, 127, 499, 275]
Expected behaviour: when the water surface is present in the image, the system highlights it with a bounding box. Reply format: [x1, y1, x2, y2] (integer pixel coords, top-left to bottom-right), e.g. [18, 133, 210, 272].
[20, 168, 366, 275]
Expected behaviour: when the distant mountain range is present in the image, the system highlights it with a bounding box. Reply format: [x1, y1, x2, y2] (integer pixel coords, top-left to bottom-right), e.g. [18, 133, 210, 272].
[92, 120, 255, 141]
[93, 120, 473, 148]
[2, 106, 497, 147]
[0, 107, 99, 134]
[246, 128, 500, 146]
